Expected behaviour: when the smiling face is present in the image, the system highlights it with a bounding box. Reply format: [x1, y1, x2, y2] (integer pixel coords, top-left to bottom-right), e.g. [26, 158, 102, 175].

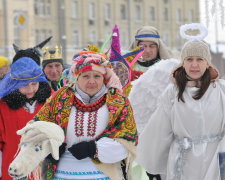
[183, 56, 209, 80]
[77, 71, 104, 97]
[19, 82, 39, 99]
[138, 41, 158, 61]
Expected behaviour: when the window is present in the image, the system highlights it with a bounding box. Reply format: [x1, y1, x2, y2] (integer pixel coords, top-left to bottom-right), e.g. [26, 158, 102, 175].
[72, 1, 78, 18]
[47, 30, 52, 39]
[163, 32, 169, 46]
[41, 29, 46, 41]
[88, 2, 95, 20]
[120, 4, 127, 20]
[176, 8, 182, 24]
[188, 9, 194, 22]
[73, 30, 79, 48]
[35, 29, 46, 43]
[135, 5, 141, 21]
[89, 30, 96, 44]
[163, 8, 169, 22]
[121, 31, 128, 49]
[34, 0, 39, 15]
[34, 0, 51, 16]
[149, 6, 156, 22]
[35, 29, 40, 44]
[13, 16, 20, 45]
[45, 0, 51, 16]
[104, 3, 111, 21]
[34, 0, 44, 16]
[176, 35, 182, 50]
[39, 0, 44, 16]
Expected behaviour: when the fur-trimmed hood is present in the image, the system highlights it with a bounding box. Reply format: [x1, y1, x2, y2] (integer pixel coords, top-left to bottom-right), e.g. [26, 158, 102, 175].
[2, 82, 51, 110]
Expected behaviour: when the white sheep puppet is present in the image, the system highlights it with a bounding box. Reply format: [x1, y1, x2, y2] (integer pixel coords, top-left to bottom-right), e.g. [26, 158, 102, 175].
[8, 121, 65, 180]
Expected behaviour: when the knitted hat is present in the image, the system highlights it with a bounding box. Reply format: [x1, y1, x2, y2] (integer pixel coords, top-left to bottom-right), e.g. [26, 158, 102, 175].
[71, 53, 122, 92]
[0, 56, 10, 67]
[181, 40, 211, 64]
[0, 57, 47, 98]
[12, 36, 52, 65]
[130, 26, 172, 59]
[42, 46, 63, 69]
[180, 23, 211, 64]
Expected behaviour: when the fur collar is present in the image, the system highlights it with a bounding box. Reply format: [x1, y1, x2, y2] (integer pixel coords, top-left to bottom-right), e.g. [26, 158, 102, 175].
[2, 82, 51, 110]
[137, 57, 160, 67]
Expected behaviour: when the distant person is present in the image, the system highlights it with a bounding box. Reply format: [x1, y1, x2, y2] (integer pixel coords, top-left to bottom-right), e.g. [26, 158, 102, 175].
[0, 56, 10, 80]
[129, 25, 172, 80]
[42, 46, 64, 91]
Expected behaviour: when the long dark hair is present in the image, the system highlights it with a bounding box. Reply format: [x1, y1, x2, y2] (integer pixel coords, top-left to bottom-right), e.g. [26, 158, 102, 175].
[173, 67, 211, 102]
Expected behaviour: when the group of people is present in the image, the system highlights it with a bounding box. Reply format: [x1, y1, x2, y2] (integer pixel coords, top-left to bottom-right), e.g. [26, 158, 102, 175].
[0, 22, 224, 180]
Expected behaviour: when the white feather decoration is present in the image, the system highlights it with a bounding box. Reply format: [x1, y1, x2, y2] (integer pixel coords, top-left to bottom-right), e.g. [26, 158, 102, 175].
[128, 58, 180, 133]
[180, 23, 208, 41]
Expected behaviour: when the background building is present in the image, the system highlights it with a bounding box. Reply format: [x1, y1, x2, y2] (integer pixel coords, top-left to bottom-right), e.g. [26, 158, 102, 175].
[0, 0, 201, 65]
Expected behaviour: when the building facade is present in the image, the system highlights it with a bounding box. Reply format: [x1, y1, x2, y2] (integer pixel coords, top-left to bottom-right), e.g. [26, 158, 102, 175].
[0, 0, 200, 64]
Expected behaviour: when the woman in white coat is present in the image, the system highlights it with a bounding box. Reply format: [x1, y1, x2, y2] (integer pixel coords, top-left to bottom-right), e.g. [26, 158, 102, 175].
[137, 23, 225, 180]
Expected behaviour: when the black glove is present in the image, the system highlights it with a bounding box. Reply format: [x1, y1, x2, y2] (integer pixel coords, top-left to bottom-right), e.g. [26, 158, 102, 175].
[68, 141, 96, 160]
[46, 142, 67, 163]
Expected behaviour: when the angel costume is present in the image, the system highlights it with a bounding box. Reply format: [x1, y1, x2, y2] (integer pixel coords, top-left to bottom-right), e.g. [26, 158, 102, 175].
[137, 79, 225, 180]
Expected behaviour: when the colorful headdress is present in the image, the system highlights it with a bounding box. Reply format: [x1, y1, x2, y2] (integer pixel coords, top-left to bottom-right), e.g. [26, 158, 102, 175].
[72, 53, 111, 76]
[109, 25, 144, 91]
[0, 57, 47, 98]
[71, 53, 122, 92]
[57, 45, 108, 89]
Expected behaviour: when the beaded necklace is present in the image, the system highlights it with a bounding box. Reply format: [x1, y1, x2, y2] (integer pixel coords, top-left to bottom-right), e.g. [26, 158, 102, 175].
[73, 94, 107, 112]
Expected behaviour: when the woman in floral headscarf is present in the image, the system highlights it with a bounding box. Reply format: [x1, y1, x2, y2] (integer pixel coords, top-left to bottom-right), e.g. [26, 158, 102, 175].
[33, 52, 138, 180]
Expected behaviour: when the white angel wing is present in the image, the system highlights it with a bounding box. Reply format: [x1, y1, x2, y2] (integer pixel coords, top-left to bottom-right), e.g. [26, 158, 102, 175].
[129, 58, 181, 133]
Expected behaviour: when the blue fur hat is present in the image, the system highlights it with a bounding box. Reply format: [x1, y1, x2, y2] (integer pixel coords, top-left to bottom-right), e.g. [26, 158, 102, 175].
[0, 57, 47, 98]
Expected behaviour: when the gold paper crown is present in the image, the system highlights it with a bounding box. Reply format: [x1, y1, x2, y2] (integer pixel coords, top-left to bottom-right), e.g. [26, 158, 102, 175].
[42, 45, 62, 60]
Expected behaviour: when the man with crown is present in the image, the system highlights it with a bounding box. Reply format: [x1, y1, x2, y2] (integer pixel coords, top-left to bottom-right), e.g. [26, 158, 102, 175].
[42, 46, 64, 91]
